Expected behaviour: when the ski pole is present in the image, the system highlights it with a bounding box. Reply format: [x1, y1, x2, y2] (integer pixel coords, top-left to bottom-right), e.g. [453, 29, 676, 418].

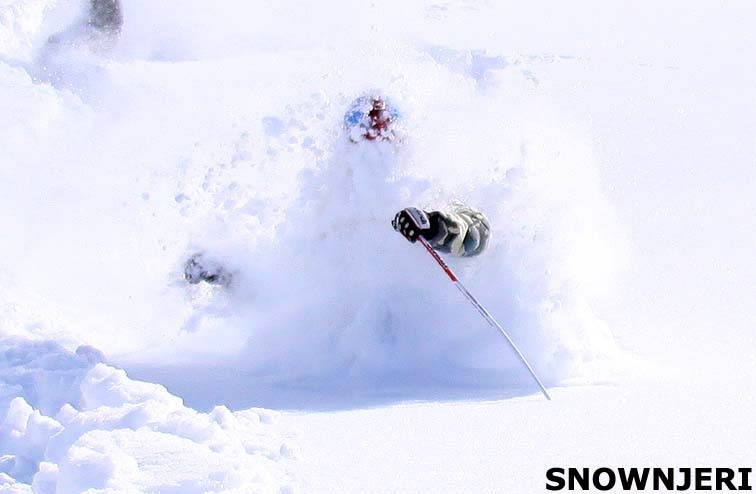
[417, 236, 552, 401]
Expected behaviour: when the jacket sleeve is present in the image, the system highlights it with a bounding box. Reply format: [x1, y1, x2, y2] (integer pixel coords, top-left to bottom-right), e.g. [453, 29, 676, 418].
[426, 203, 490, 257]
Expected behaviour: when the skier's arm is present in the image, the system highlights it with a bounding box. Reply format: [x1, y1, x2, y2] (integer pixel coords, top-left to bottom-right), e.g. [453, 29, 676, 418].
[392, 204, 490, 257]
[426, 205, 490, 257]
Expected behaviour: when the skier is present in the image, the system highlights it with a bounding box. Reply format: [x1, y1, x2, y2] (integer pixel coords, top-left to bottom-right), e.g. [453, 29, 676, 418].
[392, 203, 490, 257]
[345, 94, 491, 256]
[184, 95, 489, 286]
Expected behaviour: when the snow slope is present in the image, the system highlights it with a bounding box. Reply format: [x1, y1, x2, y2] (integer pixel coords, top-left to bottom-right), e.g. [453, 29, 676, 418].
[288, 373, 756, 493]
[2, 0, 756, 492]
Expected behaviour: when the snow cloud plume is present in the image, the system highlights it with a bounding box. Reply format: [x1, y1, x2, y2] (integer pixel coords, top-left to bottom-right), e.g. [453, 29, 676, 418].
[1, 0, 626, 411]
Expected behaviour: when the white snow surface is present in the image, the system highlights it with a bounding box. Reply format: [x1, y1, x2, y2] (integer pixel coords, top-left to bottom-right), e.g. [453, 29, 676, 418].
[2, 0, 756, 492]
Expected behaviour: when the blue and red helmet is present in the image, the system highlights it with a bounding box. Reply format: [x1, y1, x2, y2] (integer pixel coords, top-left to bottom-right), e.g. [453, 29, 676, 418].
[344, 94, 400, 142]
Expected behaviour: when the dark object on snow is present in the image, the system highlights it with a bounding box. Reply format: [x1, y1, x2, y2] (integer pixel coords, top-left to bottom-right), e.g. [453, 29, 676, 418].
[393, 203, 490, 257]
[184, 253, 232, 287]
[88, 0, 123, 35]
[344, 94, 399, 142]
[46, 0, 122, 48]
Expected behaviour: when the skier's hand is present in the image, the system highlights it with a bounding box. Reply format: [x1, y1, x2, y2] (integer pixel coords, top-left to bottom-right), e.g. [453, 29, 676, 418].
[392, 207, 433, 243]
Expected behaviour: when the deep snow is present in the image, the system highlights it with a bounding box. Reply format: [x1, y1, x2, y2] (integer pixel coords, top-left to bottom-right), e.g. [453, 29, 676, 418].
[0, 339, 297, 493]
[2, 0, 756, 492]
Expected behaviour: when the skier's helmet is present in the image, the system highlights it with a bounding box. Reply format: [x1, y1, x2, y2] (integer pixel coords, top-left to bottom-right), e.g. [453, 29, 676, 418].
[344, 94, 399, 142]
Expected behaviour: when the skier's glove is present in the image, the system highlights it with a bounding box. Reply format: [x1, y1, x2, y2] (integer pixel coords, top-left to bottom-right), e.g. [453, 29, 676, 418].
[392, 207, 438, 243]
[184, 253, 232, 286]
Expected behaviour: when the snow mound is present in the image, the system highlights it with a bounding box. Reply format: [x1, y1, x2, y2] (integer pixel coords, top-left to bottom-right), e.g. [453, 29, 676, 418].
[0, 338, 297, 493]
